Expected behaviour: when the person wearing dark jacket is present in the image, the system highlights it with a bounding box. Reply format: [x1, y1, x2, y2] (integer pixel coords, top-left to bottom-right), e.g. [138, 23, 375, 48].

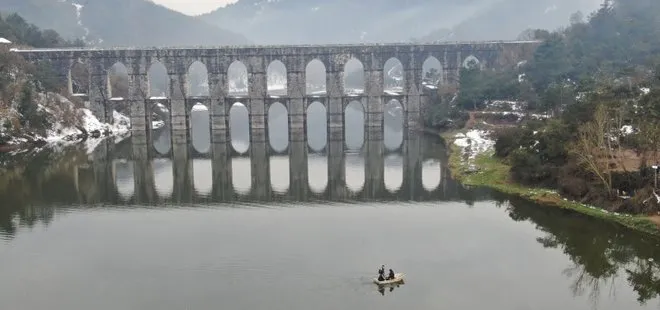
[386, 269, 395, 280]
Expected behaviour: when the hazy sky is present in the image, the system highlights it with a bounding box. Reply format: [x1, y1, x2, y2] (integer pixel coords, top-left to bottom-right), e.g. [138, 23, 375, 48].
[152, 0, 238, 15]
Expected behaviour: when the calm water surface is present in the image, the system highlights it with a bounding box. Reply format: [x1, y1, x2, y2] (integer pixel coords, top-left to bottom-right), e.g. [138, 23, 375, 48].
[1, 108, 660, 309]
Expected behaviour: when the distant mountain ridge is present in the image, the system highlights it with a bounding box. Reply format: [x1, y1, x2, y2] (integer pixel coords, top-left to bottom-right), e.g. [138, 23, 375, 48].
[0, 0, 249, 47]
[200, 0, 492, 44]
[200, 0, 602, 44]
[421, 0, 602, 42]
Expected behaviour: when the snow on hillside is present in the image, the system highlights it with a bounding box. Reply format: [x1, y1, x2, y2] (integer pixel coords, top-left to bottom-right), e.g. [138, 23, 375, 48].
[2, 92, 131, 149]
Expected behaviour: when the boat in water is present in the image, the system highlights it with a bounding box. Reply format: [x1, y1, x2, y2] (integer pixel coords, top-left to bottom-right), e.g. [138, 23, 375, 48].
[373, 273, 405, 285]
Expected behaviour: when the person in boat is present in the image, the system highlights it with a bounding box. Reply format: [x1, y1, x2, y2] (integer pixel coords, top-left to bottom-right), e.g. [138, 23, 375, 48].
[386, 269, 395, 280]
[378, 273, 386, 282]
[378, 265, 385, 279]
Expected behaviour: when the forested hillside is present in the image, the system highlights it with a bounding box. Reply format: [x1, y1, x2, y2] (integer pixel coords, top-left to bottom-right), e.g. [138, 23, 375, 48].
[0, 13, 83, 48]
[0, 0, 248, 47]
[448, 0, 660, 214]
[0, 14, 87, 145]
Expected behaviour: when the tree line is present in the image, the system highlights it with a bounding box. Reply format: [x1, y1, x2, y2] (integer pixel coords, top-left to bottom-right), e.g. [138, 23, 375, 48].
[0, 13, 84, 48]
[0, 13, 84, 143]
[438, 0, 660, 214]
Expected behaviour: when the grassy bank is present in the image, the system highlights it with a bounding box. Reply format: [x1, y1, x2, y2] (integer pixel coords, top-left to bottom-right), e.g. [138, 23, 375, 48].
[442, 133, 660, 236]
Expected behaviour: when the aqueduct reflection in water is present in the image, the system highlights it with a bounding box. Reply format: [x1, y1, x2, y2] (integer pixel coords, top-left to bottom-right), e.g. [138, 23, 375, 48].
[79, 133, 450, 205]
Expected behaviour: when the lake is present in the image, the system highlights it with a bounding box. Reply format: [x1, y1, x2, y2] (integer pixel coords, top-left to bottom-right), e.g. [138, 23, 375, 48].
[1, 107, 660, 310]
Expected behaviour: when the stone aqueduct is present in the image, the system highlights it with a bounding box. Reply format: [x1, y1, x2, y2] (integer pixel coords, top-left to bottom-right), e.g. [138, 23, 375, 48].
[15, 41, 539, 147]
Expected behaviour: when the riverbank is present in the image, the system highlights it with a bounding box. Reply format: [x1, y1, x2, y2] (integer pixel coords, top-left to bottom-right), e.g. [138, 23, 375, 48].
[437, 129, 660, 236]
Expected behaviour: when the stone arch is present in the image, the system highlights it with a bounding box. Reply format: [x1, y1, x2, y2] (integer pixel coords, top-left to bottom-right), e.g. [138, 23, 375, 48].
[268, 102, 289, 153]
[187, 61, 209, 97]
[267, 60, 288, 96]
[152, 119, 171, 155]
[343, 58, 365, 95]
[229, 102, 250, 154]
[148, 60, 169, 98]
[228, 61, 248, 96]
[150, 99, 170, 131]
[463, 55, 481, 69]
[384, 57, 404, 93]
[384, 99, 404, 150]
[344, 100, 364, 151]
[306, 59, 326, 95]
[69, 60, 90, 95]
[422, 56, 444, 88]
[107, 62, 129, 99]
[190, 103, 210, 154]
[307, 101, 327, 152]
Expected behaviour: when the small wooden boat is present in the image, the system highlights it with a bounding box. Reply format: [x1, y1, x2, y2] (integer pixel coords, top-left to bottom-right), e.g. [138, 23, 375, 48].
[373, 273, 405, 285]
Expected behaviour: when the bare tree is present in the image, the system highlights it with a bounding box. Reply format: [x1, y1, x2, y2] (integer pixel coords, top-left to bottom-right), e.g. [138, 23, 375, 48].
[570, 104, 614, 195]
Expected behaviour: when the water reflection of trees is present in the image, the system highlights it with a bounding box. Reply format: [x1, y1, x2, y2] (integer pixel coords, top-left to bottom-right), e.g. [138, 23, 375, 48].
[0, 147, 84, 239]
[493, 192, 660, 306]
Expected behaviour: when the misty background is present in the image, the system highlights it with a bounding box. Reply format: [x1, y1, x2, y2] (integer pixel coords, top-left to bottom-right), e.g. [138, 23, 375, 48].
[0, 0, 602, 46]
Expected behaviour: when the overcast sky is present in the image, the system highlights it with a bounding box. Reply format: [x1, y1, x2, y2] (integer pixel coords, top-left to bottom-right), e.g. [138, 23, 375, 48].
[151, 0, 238, 15]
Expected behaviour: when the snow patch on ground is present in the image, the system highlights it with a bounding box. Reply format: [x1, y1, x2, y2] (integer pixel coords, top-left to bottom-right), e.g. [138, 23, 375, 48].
[153, 120, 165, 130]
[453, 130, 495, 172]
[621, 125, 635, 136]
[191, 104, 209, 112]
[44, 108, 130, 151]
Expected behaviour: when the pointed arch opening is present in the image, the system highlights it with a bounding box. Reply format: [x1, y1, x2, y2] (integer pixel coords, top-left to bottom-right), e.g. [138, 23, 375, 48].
[268, 102, 289, 153]
[187, 61, 209, 97]
[344, 101, 364, 151]
[108, 62, 129, 99]
[229, 102, 250, 154]
[306, 59, 326, 96]
[190, 103, 210, 154]
[150, 100, 170, 131]
[228, 61, 248, 97]
[384, 58, 404, 94]
[152, 123, 171, 155]
[384, 99, 404, 150]
[267, 60, 287, 97]
[69, 61, 89, 95]
[422, 57, 443, 89]
[343, 58, 364, 95]
[148, 61, 169, 99]
[307, 101, 327, 152]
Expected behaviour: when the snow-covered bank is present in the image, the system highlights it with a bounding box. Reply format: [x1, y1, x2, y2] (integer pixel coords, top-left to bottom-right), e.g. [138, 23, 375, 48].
[43, 108, 130, 147]
[1, 92, 131, 151]
[453, 130, 495, 172]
